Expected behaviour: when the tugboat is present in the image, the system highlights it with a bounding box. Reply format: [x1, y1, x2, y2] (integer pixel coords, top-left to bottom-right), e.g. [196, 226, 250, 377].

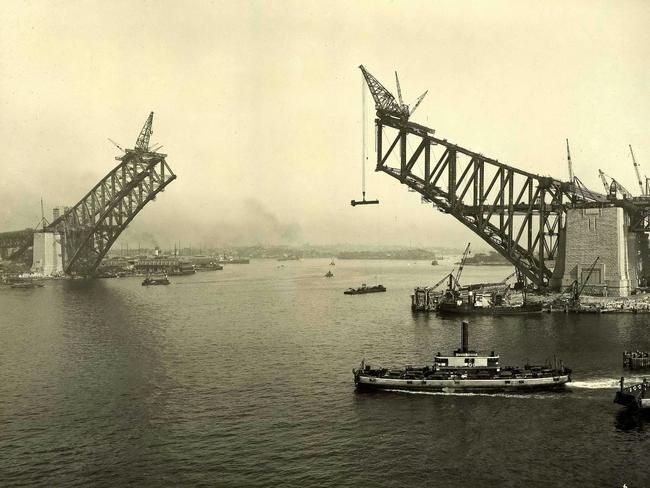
[353, 321, 571, 392]
[325, 270, 334, 278]
[614, 377, 649, 410]
[344, 284, 386, 295]
[142, 275, 170, 286]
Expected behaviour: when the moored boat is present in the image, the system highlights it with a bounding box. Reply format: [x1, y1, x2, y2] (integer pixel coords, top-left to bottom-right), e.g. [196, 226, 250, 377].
[142, 275, 170, 286]
[614, 377, 649, 409]
[10, 281, 44, 289]
[344, 284, 386, 295]
[353, 321, 571, 392]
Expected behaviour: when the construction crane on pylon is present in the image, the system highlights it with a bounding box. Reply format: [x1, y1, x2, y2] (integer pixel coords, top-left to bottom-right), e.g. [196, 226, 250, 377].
[566, 139, 575, 184]
[598, 170, 633, 199]
[629, 145, 647, 196]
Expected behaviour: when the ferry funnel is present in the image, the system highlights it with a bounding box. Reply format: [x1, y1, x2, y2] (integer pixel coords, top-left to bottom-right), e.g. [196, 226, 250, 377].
[461, 321, 469, 353]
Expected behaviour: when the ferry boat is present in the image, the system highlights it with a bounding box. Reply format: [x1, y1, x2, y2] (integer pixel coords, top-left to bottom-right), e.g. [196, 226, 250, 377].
[353, 321, 571, 392]
[344, 284, 386, 295]
[614, 377, 649, 409]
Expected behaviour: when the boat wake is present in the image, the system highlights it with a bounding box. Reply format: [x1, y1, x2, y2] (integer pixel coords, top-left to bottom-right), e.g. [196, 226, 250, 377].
[384, 389, 557, 400]
[566, 377, 647, 389]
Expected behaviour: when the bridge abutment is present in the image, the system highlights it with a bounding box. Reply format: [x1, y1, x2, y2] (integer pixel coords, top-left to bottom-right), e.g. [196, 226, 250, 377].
[30, 231, 64, 276]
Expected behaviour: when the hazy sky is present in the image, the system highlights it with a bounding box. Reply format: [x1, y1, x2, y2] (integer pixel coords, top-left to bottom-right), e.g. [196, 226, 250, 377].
[1, 0, 649, 249]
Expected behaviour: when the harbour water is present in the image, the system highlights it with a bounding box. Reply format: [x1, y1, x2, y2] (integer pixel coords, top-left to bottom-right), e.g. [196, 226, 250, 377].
[1, 259, 649, 487]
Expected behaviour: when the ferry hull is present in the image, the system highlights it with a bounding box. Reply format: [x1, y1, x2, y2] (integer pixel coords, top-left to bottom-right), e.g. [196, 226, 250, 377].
[354, 374, 570, 392]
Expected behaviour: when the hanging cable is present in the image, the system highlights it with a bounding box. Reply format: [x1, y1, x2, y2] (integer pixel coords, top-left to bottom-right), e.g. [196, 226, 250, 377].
[362, 73, 366, 200]
[351, 70, 379, 207]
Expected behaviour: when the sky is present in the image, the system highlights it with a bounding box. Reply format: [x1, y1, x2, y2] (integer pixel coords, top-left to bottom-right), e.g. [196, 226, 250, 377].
[1, 0, 649, 250]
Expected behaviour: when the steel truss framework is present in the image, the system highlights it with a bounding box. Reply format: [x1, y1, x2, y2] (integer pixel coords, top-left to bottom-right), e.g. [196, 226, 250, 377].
[49, 151, 175, 275]
[0, 113, 176, 275]
[0, 229, 34, 260]
[361, 67, 621, 287]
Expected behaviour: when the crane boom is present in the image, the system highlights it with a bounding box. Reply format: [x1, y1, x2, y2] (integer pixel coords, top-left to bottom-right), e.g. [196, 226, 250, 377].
[598, 169, 609, 194]
[453, 243, 471, 287]
[395, 71, 404, 108]
[359, 65, 407, 118]
[566, 139, 575, 184]
[576, 256, 600, 300]
[630, 145, 645, 196]
[410, 90, 428, 116]
[431, 270, 454, 291]
[598, 170, 633, 199]
[135, 112, 154, 151]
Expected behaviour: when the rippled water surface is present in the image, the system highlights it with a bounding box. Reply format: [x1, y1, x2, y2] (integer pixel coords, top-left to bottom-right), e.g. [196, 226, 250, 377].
[1, 259, 649, 487]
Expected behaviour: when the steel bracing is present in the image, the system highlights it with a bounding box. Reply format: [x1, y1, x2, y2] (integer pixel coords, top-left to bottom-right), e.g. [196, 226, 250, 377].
[361, 65, 614, 288]
[0, 229, 34, 260]
[0, 113, 176, 275]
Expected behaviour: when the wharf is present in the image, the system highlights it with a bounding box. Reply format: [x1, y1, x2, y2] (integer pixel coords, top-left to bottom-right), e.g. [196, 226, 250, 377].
[412, 287, 650, 314]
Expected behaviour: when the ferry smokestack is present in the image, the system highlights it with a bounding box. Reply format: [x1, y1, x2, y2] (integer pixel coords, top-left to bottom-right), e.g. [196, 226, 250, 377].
[462, 321, 469, 353]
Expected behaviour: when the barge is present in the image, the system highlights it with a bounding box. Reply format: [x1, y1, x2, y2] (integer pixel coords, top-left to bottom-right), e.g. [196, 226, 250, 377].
[353, 321, 571, 392]
[437, 299, 543, 315]
[344, 284, 386, 295]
